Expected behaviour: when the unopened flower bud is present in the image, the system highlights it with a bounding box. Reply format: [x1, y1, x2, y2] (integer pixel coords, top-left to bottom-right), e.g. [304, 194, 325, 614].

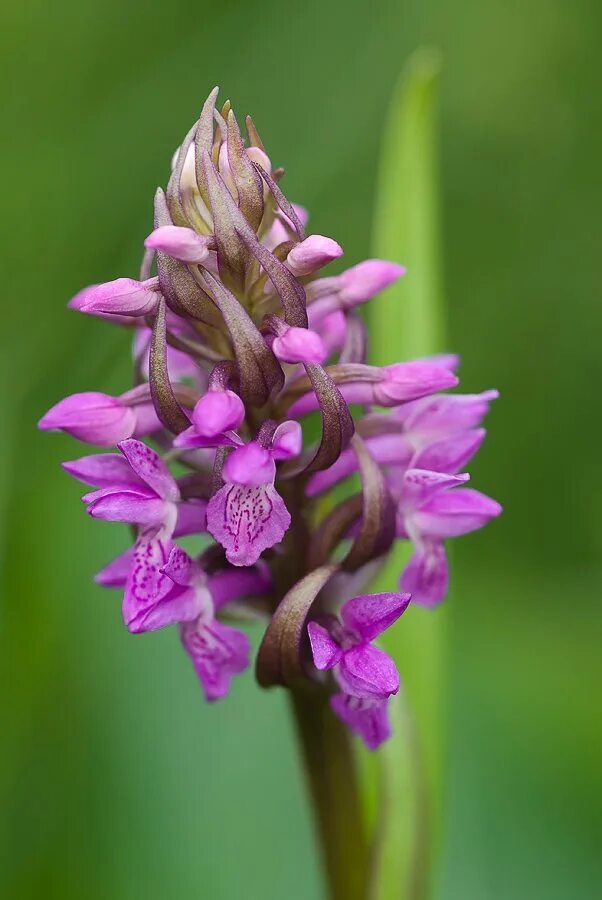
[286, 235, 343, 277]
[144, 226, 213, 264]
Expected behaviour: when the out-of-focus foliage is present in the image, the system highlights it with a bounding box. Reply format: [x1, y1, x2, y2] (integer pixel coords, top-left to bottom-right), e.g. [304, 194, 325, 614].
[1, 1, 600, 898]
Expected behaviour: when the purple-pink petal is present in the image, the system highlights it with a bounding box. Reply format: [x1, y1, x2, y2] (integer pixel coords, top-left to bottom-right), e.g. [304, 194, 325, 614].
[401, 542, 449, 608]
[413, 488, 502, 539]
[207, 566, 272, 610]
[118, 439, 179, 502]
[338, 259, 406, 304]
[412, 429, 486, 474]
[307, 621, 343, 670]
[86, 489, 170, 528]
[174, 499, 208, 537]
[341, 592, 411, 642]
[191, 390, 245, 437]
[94, 547, 134, 588]
[207, 482, 291, 566]
[39, 392, 136, 446]
[62, 453, 144, 489]
[271, 421, 302, 460]
[180, 618, 251, 701]
[402, 468, 470, 509]
[222, 442, 276, 487]
[338, 643, 400, 698]
[330, 693, 392, 750]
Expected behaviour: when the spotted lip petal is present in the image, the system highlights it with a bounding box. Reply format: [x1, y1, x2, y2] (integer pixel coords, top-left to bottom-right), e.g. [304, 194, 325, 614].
[206, 482, 291, 566]
[180, 618, 251, 701]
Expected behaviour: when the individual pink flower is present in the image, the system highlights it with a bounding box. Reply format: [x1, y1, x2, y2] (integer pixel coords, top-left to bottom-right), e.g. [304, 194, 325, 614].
[173, 388, 246, 449]
[38, 390, 161, 446]
[306, 388, 498, 496]
[308, 592, 411, 749]
[206, 423, 301, 566]
[394, 469, 502, 607]
[120, 540, 267, 699]
[64, 438, 206, 538]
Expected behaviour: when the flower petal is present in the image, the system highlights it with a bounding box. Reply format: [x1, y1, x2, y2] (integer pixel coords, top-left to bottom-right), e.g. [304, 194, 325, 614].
[118, 439, 179, 502]
[222, 442, 276, 487]
[307, 621, 343, 670]
[174, 499, 208, 537]
[86, 489, 169, 528]
[180, 619, 251, 701]
[123, 538, 203, 632]
[341, 592, 411, 642]
[94, 547, 134, 588]
[62, 453, 144, 489]
[39, 393, 136, 446]
[330, 693, 392, 750]
[338, 643, 400, 698]
[207, 566, 272, 610]
[401, 542, 449, 608]
[401, 468, 470, 510]
[271, 420, 302, 460]
[412, 429, 486, 474]
[191, 389, 245, 437]
[414, 488, 502, 538]
[207, 482, 291, 566]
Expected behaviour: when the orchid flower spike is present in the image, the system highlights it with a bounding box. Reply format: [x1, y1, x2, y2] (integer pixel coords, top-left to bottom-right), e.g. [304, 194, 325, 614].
[41, 86, 501, 742]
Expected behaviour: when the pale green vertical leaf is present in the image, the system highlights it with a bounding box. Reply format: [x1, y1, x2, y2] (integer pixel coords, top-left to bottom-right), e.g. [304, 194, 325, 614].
[364, 49, 446, 900]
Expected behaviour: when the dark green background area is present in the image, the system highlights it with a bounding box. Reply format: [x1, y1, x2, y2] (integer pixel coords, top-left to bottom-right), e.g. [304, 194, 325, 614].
[1, 1, 600, 897]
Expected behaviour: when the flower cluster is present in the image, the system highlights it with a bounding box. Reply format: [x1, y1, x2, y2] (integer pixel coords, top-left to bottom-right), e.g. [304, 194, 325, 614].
[40, 89, 501, 748]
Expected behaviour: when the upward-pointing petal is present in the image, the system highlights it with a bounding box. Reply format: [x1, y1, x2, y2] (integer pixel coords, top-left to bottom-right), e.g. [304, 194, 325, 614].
[118, 439, 179, 502]
[341, 592, 411, 642]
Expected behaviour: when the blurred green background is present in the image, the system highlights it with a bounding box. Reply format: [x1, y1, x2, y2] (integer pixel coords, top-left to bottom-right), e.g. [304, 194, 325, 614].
[2, 1, 601, 897]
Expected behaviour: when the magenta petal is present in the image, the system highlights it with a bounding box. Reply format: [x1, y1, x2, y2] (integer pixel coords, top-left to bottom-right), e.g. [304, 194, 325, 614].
[402, 468, 470, 509]
[207, 482, 291, 566]
[94, 547, 134, 588]
[414, 488, 502, 539]
[87, 489, 169, 527]
[401, 542, 449, 608]
[330, 693, 392, 750]
[191, 390, 245, 437]
[271, 420, 302, 460]
[207, 566, 271, 610]
[222, 442, 276, 487]
[160, 545, 195, 587]
[403, 389, 499, 434]
[339, 259, 406, 304]
[341, 592, 411, 642]
[174, 499, 208, 537]
[180, 619, 251, 701]
[62, 453, 144, 489]
[413, 429, 486, 474]
[123, 538, 203, 632]
[173, 426, 242, 450]
[338, 644, 400, 698]
[118, 439, 179, 502]
[376, 363, 458, 405]
[307, 622, 343, 670]
[39, 392, 136, 445]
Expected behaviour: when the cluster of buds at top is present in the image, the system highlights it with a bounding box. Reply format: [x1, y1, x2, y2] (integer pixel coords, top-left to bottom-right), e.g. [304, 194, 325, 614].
[39, 89, 501, 749]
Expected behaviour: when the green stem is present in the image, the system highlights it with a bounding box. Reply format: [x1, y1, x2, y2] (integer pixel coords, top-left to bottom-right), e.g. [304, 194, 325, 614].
[290, 685, 369, 900]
